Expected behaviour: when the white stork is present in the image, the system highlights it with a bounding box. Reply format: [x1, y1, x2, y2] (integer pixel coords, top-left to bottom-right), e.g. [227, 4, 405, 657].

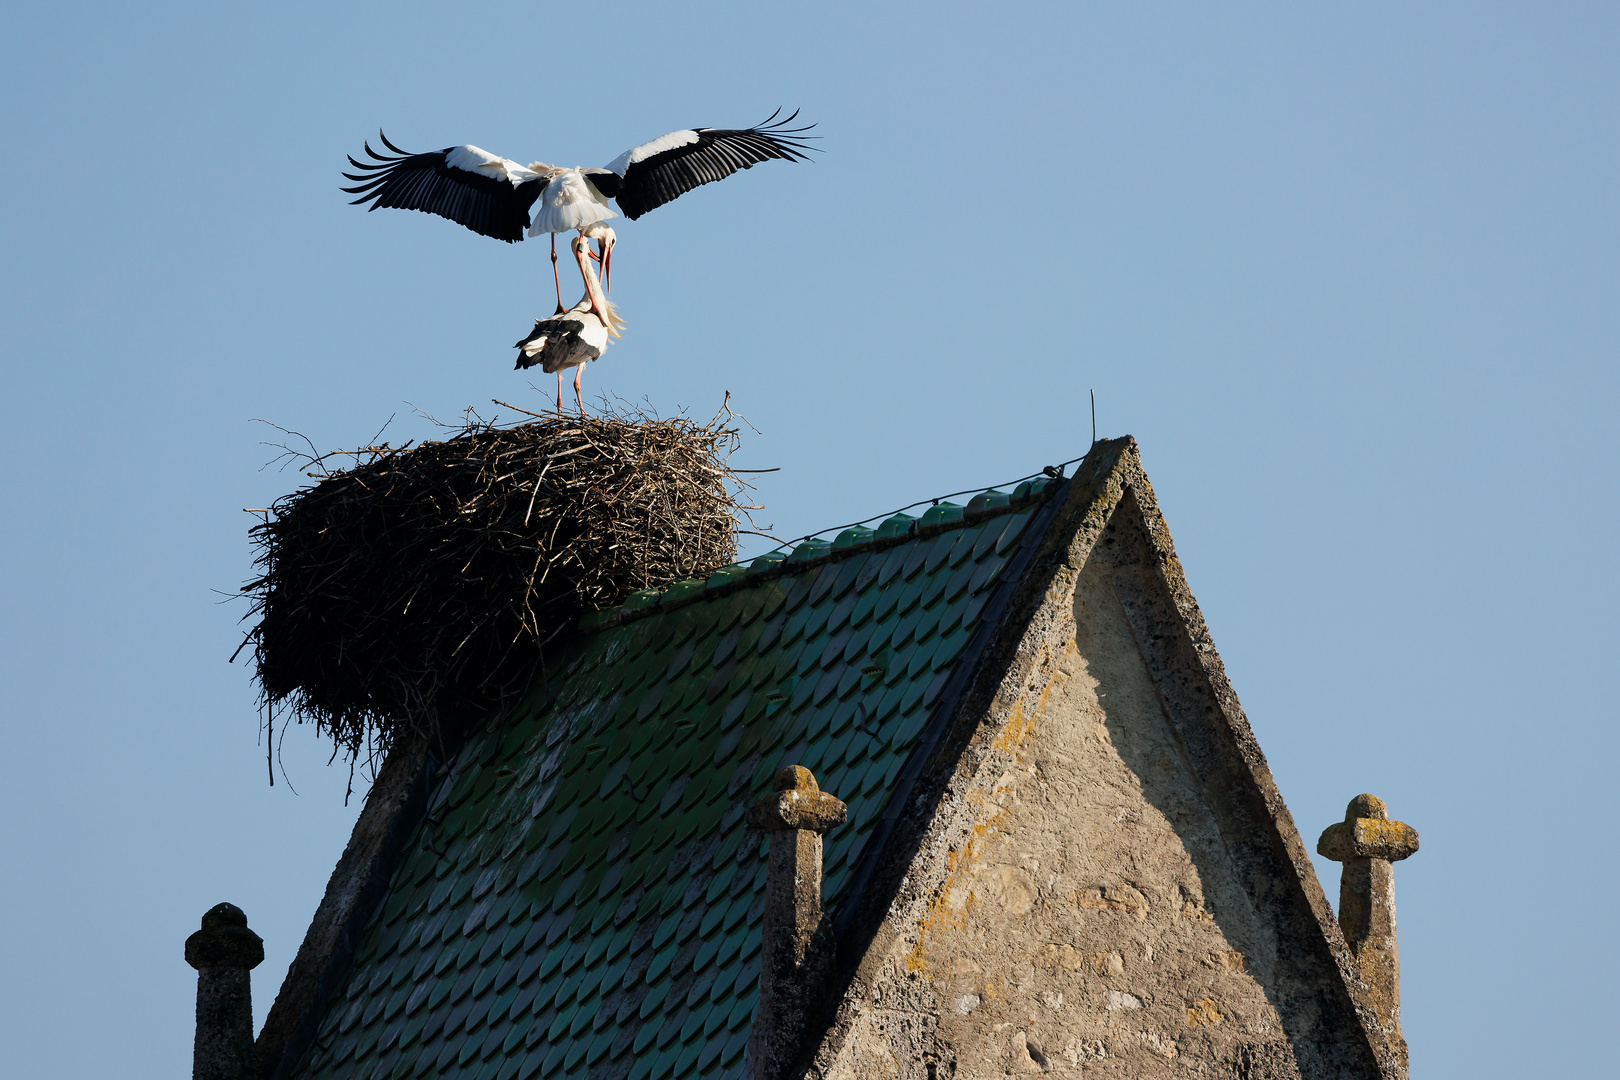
[514, 235, 623, 414]
[342, 110, 814, 305]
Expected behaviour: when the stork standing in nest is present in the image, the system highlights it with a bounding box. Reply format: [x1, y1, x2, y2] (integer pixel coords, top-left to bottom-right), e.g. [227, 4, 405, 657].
[341, 111, 814, 308]
[515, 235, 622, 414]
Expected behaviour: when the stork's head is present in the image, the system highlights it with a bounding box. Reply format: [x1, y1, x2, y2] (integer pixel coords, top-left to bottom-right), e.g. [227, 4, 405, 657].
[569, 234, 594, 271]
[582, 225, 617, 292]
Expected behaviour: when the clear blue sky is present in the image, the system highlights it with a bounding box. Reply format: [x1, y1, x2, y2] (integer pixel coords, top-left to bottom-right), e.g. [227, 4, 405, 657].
[2, 3, 1615, 1076]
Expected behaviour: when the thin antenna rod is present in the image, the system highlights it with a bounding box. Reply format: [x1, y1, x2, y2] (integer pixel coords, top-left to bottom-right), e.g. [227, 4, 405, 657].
[1090, 389, 1097, 444]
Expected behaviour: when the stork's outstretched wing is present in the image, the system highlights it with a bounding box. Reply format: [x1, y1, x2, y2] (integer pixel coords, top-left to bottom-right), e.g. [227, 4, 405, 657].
[342, 133, 548, 243]
[595, 109, 816, 221]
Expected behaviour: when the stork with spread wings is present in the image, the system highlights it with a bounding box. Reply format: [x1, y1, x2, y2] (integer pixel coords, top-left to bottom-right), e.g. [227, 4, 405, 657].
[342, 110, 815, 306]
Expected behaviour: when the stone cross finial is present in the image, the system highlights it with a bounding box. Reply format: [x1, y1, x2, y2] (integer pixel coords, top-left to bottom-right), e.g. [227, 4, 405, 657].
[1317, 794, 1418, 1064]
[747, 765, 847, 1080]
[185, 903, 265, 1080]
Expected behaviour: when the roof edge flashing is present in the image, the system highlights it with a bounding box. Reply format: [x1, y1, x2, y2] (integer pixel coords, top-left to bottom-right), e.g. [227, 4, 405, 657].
[577, 475, 1063, 635]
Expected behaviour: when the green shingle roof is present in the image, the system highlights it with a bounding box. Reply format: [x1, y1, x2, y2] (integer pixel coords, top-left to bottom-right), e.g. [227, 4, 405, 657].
[290, 476, 1060, 1080]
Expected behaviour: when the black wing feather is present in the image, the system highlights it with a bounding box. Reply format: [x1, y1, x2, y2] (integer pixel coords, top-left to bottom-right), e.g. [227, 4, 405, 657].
[581, 168, 622, 200]
[342, 132, 543, 244]
[613, 109, 816, 220]
[514, 315, 588, 371]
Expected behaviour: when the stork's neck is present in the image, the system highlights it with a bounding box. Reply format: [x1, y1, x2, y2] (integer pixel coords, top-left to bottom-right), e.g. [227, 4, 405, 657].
[572, 244, 618, 335]
[575, 247, 607, 314]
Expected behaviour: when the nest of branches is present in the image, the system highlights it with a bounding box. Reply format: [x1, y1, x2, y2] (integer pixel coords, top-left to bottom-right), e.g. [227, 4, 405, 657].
[243, 403, 750, 760]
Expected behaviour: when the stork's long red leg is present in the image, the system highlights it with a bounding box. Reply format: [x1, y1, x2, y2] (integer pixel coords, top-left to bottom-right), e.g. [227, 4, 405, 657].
[573, 366, 585, 416]
[550, 234, 562, 310]
[555, 371, 563, 414]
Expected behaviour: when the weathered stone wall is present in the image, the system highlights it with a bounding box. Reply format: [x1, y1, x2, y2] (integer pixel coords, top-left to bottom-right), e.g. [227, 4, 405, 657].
[810, 444, 1390, 1080]
[927, 559, 1299, 1075]
[822, 568, 1298, 1076]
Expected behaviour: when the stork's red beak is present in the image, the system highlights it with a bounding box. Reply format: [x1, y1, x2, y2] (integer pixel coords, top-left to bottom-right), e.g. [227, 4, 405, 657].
[601, 245, 612, 293]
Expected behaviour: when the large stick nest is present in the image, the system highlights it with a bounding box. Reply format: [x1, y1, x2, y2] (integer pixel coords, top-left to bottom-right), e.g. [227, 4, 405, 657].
[242, 405, 748, 760]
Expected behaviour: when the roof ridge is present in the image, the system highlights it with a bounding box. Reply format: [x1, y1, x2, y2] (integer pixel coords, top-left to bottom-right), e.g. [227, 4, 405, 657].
[578, 473, 1065, 634]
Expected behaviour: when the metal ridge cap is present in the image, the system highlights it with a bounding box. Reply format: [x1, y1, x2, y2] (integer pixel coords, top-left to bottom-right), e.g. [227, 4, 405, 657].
[577, 480, 1062, 634]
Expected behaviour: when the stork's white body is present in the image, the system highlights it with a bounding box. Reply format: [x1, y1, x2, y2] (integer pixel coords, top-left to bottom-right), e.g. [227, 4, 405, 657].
[528, 168, 618, 236]
[514, 299, 613, 375]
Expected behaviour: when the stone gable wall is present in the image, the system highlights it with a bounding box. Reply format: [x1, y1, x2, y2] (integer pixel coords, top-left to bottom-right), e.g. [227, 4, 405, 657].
[821, 559, 1301, 1078]
[809, 447, 1389, 1080]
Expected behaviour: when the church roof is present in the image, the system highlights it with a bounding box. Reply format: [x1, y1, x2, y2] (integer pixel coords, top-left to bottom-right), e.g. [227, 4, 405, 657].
[281, 465, 1070, 1080]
